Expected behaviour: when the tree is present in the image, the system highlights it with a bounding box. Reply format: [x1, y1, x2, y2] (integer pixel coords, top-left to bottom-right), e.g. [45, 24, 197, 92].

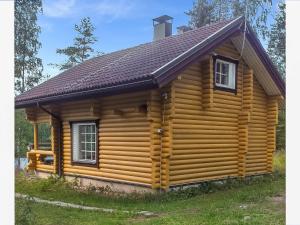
[231, 0, 273, 40]
[15, 0, 43, 94]
[267, 1, 285, 78]
[52, 17, 98, 71]
[185, 0, 215, 28]
[186, 0, 273, 40]
[267, 2, 285, 151]
[15, 109, 33, 167]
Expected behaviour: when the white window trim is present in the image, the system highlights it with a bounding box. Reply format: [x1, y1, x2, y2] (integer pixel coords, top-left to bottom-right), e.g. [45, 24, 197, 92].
[215, 58, 236, 90]
[72, 122, 97, 164]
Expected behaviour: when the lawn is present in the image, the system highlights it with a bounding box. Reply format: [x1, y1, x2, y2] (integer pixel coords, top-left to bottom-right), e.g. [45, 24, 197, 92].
[15, 173, 285, 225]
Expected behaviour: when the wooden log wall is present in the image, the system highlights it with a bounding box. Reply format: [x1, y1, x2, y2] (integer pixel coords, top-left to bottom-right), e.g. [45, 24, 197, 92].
[202, 57, 214, 109]
[148, 90, 162, 188]
[266, 96, 279, 173]
[245, 78, 269, 174]
[61, 91, 153, 186]
[169, 40, 279, 186]
[50, 116, 60, 174]
[24, 39, 280, 189]
[238, 68, 253, 176]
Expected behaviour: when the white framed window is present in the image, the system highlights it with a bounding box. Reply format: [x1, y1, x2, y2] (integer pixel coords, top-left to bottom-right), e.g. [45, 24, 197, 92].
[214, 58, 237, 90]
[72, 122, 97, 164]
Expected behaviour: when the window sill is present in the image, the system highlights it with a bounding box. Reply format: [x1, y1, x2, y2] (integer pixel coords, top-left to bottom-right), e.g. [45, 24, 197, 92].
[214, 85, 237, 94]
[71, 160, 98, 168]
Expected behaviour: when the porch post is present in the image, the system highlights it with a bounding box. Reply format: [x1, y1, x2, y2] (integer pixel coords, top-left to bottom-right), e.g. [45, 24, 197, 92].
[33, 123, 38, 150]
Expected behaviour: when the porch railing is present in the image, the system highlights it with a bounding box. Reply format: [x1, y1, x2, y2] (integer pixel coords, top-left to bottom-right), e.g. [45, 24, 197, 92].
[27, 150, 55, 173]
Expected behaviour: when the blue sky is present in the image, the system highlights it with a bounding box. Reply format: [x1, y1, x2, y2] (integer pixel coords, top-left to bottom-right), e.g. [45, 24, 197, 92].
[38, 0, 280, 77]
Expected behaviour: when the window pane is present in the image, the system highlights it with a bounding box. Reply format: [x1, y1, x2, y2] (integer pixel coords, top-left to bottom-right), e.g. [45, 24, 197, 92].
[86, 151, 91, 160]
[216, 73, 221, 84]
[221, 74, 228, 85]
[79, 132, 85, 142]
[86, 125, 91, 133]
[221, 63, 229, 75]
[91, 125, 96, 133]
[80, 142, 85, 150]
[87, 133, 92, 142]
[38, 123, 52, 150]
[86, 143, 91, 151]
[79, 125, 85, 134]
[92, 152, 95, 160]
[79, 151, 85, 160]
[216, 62, 221, 73]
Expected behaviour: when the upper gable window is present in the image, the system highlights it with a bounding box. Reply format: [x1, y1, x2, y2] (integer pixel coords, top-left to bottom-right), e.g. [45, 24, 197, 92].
[213, 56, 238, 92]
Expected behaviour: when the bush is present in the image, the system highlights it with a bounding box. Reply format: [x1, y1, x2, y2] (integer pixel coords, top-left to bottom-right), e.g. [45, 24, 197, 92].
[273, 150, 285, 176]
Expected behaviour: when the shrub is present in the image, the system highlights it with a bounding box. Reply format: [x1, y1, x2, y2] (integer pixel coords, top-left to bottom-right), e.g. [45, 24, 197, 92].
[273, 150, 285, 176]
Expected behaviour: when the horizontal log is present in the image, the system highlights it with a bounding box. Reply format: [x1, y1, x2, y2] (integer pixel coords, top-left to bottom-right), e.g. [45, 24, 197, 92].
[171, 152, 237, 160]
[170, 165, 238, 176]
[171, 160, 236, 171]
[170, 169, 238, 182]
[63, 168, 151, 184]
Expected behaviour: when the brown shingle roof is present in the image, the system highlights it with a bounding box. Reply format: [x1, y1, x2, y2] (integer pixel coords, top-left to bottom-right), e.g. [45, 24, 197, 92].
[15, 19, 236, 105]
[15, 17, 284, 107]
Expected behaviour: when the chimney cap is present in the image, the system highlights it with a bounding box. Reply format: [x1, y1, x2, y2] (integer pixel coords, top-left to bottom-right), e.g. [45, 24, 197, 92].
[153, 15, 173, 24]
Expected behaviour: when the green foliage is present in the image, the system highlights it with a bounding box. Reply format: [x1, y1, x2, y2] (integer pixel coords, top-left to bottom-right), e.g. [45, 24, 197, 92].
[52, 17, 98, 71]
[15, 197, 36, 225]
[15, 0, 43, 94]
[37, 123, 52, 150]
[16, 172, 280, 205]
[276, 106, 286, 151]
[186, 0, 273, 40]
[267, 1, 286, 79]
[185, 0, 215, 28]
[15, 109, 33, 158]
[16, 173, 285, 225]
[273, 150, 285, 176]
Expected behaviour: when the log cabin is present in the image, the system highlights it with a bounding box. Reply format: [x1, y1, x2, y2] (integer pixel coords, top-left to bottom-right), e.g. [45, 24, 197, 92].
[15, 16, 285, 192]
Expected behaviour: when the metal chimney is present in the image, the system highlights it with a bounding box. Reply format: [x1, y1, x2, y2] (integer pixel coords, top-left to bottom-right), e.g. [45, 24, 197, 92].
[153, 15, 173, 41]
[177, 25, 192, 34]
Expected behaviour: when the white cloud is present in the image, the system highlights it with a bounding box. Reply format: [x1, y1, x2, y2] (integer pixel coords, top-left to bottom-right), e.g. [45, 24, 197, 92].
[44, 0, 76, 18]
[94, 0, 135, 20]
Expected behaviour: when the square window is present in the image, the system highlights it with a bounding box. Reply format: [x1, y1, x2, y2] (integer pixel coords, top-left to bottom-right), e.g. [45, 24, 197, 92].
[214, 57, 237, 90]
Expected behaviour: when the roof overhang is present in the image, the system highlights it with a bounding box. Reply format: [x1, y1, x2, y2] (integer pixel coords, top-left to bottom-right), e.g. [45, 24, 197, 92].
[15, 78, 157, 108]
[231, 26, 285, 97]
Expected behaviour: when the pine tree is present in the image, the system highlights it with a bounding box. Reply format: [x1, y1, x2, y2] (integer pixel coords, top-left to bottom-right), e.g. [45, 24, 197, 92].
[53, 17, 98, 71]
[15, 0, 43, 94]
[185, 0, 215, 28]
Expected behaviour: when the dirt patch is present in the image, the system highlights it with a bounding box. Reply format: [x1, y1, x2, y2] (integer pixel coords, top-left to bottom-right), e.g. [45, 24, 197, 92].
[269, 194, 285, 204]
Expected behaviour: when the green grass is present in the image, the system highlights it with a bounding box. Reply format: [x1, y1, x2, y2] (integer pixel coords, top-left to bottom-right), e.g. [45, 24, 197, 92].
[16, 174, 285, 225]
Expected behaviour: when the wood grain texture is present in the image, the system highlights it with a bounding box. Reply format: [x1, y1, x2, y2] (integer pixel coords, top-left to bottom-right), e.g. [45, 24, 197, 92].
[24, 40, 280, 189]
